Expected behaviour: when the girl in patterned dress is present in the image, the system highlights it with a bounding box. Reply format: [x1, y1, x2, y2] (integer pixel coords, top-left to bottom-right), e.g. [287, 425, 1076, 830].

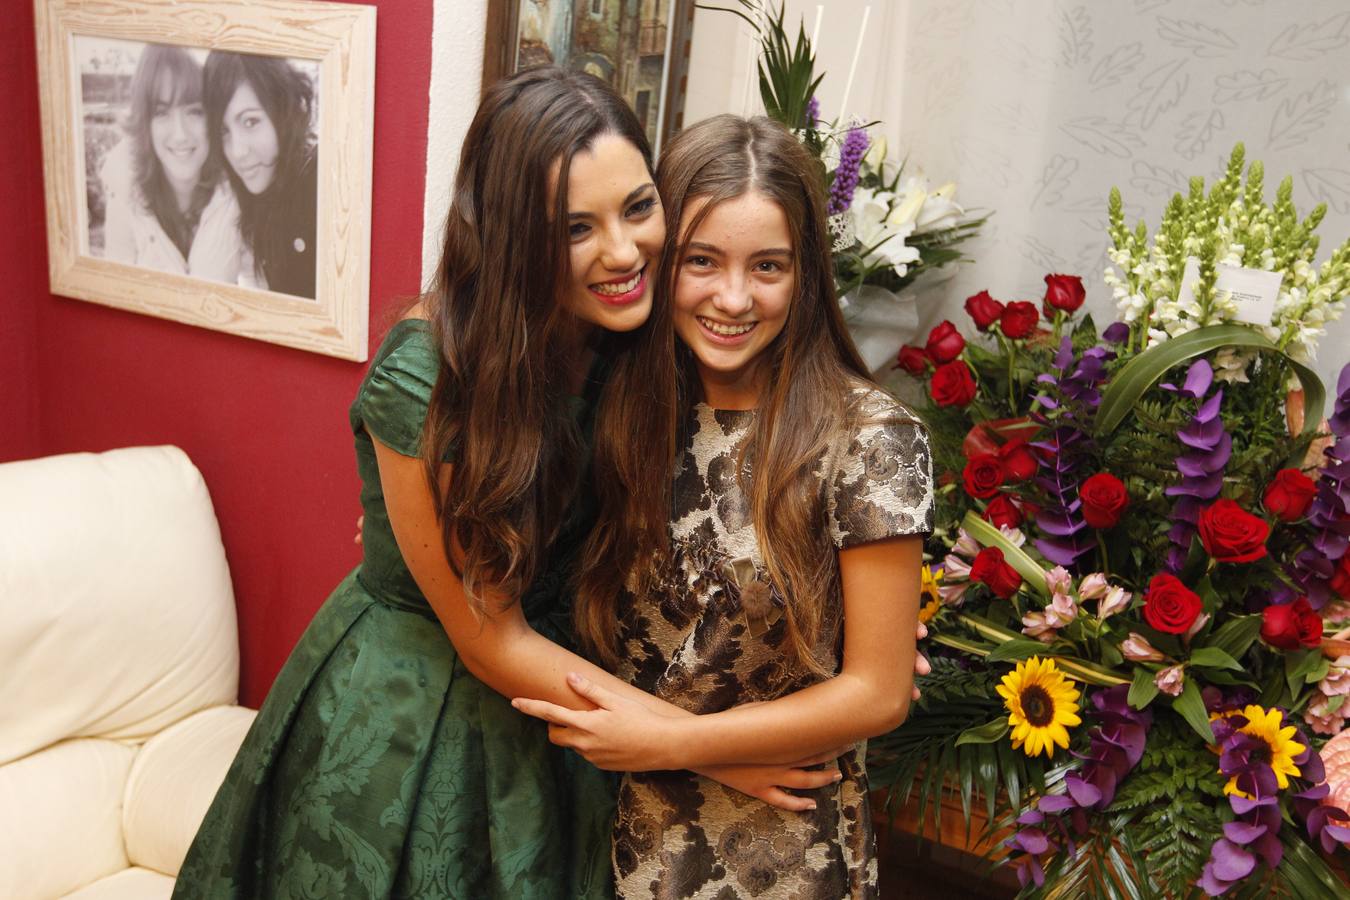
[514, 114, 935, 898]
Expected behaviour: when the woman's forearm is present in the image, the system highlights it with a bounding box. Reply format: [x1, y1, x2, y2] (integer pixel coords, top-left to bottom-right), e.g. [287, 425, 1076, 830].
[658, 670, 911, 769]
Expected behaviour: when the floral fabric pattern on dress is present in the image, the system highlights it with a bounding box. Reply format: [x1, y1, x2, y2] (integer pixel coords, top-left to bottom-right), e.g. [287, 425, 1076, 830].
[612, 387, 934, 899]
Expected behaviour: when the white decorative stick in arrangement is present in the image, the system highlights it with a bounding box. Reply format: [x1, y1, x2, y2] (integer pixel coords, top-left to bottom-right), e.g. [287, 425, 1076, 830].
[838, 4, 871, 122]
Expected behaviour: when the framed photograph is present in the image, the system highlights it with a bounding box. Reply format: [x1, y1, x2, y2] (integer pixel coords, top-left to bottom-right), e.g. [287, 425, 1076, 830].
[482, 0, 694, 155]
[35, 0, 376, 361]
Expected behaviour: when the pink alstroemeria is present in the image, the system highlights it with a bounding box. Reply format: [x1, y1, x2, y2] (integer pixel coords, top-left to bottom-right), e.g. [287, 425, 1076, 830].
[1046, 566, 1073, 597]
[952, 528, 982, 559]
[1022, 611, 1060, 643]
[1077, 572, 1109, 600]
[1050, 591, 1078, 623]
[1185, 612, 1211, 641]
[1304, 692, 1349, 736]
[1154, 665, 1185, 697]
[1122, 632, 1166, 663]
[1098, 586, 1132, 619]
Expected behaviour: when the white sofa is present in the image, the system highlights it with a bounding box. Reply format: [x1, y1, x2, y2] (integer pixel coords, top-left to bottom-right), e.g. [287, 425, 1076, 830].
[0, 446, 257, 899]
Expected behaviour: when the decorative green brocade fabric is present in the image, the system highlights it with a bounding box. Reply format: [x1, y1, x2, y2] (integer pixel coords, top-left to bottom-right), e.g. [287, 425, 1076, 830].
[174, 319, 616, 899]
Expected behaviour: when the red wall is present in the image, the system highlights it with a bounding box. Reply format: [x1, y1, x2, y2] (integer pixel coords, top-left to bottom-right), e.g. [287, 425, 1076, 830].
[6, 0, 434, 707]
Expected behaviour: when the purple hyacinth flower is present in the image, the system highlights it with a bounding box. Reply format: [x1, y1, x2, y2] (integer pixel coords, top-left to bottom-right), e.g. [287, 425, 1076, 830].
[827, 127, 869, 216]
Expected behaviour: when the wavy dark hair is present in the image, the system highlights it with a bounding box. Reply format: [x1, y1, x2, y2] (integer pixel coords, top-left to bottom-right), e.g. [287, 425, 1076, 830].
[124, 45, 217, 258]
[576, 114, 875, 674]
[202, 51, 314, 283]
[422, 66, 654, 612]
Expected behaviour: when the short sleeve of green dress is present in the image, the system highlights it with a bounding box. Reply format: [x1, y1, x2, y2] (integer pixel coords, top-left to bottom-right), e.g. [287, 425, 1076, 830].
[173, 319, 616, 900]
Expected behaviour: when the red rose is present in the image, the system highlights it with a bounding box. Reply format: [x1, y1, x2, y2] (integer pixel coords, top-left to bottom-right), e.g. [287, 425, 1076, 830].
[970, 547, 1022, 599]
[963, 454, 1005, 499]
[1043, 274, 1086, 316]
[962, 417, 1037, 460]
[895, 345, 929, 375]
[983, 495, 1023, 529]
[997, 438, 1038, 482]
[999, 301, 1039, 339]
[1142, 573, 1203, 635]
[1263, 468, 1317, 521]
[964, 290, 1005, 330]
[1332, 555, 1350, 599]
[925, 320, 966, 363]
[1079, 473, 1129, 529]
[1261, 598, 1323, 650]
[930, 360, 978, 407]
[1198, 499, 1270, 564]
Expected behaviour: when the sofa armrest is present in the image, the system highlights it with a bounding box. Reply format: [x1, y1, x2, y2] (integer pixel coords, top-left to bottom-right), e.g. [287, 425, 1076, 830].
[122, 705, 257, 877]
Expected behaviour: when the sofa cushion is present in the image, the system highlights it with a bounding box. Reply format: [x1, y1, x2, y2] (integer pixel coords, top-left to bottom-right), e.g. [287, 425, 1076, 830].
[0, 739, 135, 900]
[61, 866, 174, 900]
[123, 704, 257, 876]
[0, 446, 239, 767]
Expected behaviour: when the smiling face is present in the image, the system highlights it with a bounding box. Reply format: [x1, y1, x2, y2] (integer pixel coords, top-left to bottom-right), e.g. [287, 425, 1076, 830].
[220, 80, 280, 194]
[672, 190, 795, 409]
[149, 70, 208, 192]
[556, 133, 665, 334]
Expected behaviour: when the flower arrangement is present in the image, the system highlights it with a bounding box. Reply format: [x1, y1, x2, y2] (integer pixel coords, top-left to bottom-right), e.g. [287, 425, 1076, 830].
[867, 145, 1350, 896]
[720, 1, 984, 298]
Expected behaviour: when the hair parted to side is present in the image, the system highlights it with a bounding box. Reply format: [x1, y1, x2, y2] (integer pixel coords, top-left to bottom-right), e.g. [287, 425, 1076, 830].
[125, 45, 217, 258]
[423, 66, 653, 613]
[202, 51, 314, 278]
[577, 114, 881, 674]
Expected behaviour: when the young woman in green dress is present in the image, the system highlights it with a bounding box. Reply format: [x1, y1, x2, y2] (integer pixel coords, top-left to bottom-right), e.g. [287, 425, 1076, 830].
[173, 70, 844, 900]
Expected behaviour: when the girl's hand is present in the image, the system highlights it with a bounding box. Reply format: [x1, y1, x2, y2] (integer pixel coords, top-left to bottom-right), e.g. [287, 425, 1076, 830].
[513, 673, 680, 771]
[913, 621, 931, 701]
[696, 752, 844, 812]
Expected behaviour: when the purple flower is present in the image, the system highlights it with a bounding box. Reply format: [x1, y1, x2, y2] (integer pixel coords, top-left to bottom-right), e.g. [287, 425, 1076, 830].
[1003, 686, 1150, 884]
[1289, 363, 1350, 607]
[827, 126, 869, 216]
[804, 95, 820, 128]
[1030, 337, 1117, 568]
[1161, 360, 1230, 572]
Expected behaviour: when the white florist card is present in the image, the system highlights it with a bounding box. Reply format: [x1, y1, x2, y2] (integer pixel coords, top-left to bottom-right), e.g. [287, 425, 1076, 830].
[1176, 257, 1283, 326]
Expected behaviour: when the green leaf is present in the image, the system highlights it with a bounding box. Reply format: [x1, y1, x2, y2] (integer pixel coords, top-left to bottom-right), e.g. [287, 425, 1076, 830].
[1129, 667, 1161, 710]
[954, 718, 1010, 746]
[1329, 693, 1346, 715]
[1095, 325, 1326, 465]
[1201, 614, 1262, 660]
[1285, 648, 1325, 695]
[987, 638, 1052, 662]
[1172, 679, 1216, 743]
[1189, 646, 1243, 671]
[961, 511, 1050, 597]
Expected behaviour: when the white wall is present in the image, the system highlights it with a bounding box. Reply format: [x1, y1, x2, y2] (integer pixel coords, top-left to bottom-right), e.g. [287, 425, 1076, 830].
[686, 0, 1350, 396]
[422, 0, 488, 290]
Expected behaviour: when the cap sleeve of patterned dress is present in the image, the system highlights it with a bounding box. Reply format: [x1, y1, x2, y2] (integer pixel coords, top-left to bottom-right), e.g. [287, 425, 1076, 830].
[357, 324, 442, 459]
[826, 388, 936, 549]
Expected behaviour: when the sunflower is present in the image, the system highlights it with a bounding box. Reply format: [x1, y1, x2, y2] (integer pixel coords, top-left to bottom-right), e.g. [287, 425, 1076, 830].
[919, 565, 943, 623]
[1222, 704, 1306, 797]
[996, 656, 1082, 758]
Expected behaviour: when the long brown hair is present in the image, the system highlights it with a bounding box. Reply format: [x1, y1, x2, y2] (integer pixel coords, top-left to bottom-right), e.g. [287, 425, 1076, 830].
[202, 51, 315, 289]
[124, 45, 217, 258]
[423, 66, 653, 612]
[577, 114, 872, 673]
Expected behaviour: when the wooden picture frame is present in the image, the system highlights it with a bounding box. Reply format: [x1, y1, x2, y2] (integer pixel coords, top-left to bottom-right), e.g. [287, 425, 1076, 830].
[34, 0, 376, 361]
[482, 0, 695, 155]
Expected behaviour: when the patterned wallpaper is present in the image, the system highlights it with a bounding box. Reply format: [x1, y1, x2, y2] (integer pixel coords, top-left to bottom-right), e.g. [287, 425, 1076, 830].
[685, 0, 1350, 398]
[888, 0, 1350, 393]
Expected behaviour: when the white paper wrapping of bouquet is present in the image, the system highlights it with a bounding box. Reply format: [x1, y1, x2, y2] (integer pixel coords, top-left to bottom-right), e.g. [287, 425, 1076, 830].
[841, 269, 956, 375]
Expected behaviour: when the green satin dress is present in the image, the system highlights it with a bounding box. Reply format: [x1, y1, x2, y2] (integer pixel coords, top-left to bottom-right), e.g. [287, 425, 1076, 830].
[174, 319, 616, 899]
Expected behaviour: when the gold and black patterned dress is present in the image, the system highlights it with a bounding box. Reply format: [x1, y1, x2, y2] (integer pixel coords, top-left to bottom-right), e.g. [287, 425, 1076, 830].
[612, 388, 935, 899]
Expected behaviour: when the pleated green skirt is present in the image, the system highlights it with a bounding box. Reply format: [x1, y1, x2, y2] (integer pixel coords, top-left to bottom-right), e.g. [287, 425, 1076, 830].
[173, 571, 616, 899]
